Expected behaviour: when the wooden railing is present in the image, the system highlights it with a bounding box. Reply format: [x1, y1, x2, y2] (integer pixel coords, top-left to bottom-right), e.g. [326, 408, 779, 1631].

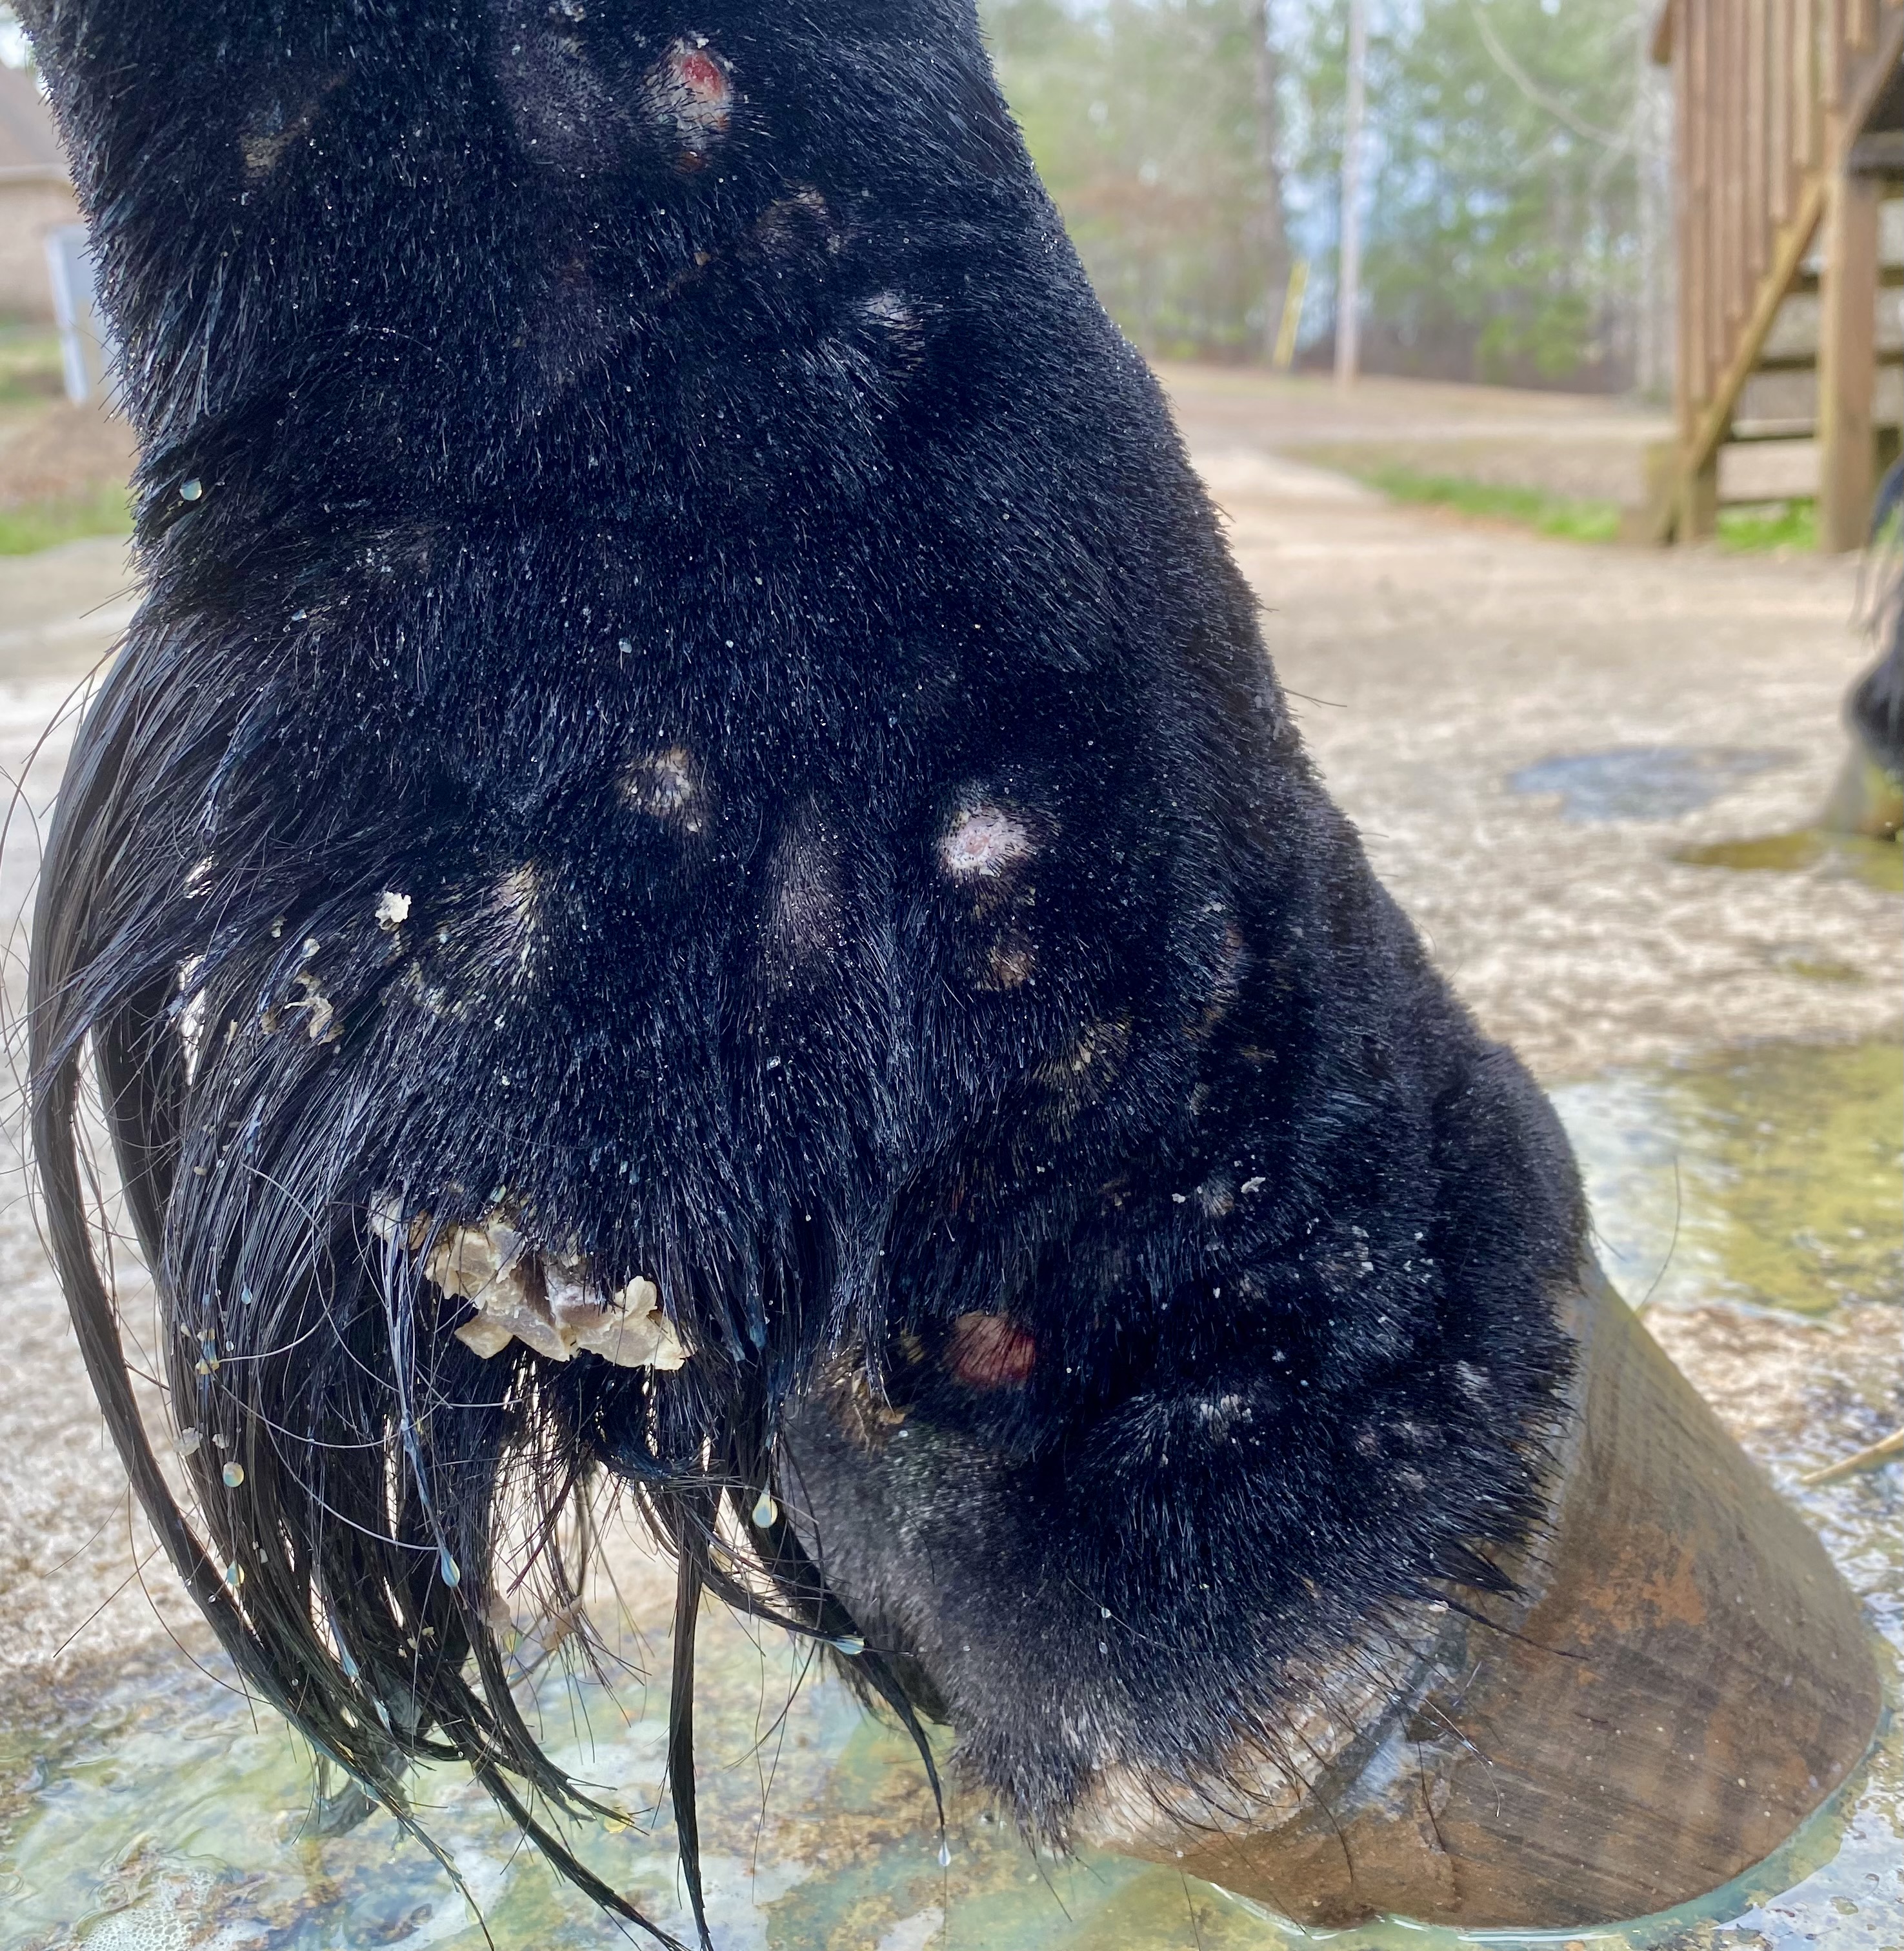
[1652, 0, 1904, 547]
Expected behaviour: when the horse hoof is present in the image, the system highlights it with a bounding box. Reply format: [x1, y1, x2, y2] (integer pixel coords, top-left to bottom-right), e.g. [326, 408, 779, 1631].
[1089, 1265, 1881, 1930]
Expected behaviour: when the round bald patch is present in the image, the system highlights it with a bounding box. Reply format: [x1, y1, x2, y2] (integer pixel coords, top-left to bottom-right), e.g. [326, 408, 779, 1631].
[939, 804, 1034, 880]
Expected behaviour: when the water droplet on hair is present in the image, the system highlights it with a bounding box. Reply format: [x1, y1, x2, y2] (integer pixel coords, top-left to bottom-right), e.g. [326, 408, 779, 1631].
[831, 1635, 865, 1657]
[222, 1463, 245, 1488]
[180, 478, 203, 502]
[938, 1839, 952, 1868]
[438, 1548, 461, 1588]
[752, 1489, 777, 1528]
[223, 1561, 244, 1588]
[176, 1428, 203, 1457]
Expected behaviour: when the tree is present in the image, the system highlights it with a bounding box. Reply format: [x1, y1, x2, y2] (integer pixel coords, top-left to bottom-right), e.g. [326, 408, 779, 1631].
[987, 0, 1664, 391]
[983, 0, 1293, 360]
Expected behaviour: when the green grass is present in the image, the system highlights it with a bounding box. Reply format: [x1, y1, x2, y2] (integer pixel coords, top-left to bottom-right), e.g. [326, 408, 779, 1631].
[0, 324, 66, 406]
[1353, 464, 1623, 543]
[0, 483, 133, 555]
[1347, 464, 1820, 555]
[1714, 499, 1818, 554]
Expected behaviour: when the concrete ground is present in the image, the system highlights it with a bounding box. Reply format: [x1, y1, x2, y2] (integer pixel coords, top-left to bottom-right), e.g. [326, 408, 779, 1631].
[1170, 376, 1901, 1081]
[0, 369, 1896, 1721]
[1156, 364, 1819, 506]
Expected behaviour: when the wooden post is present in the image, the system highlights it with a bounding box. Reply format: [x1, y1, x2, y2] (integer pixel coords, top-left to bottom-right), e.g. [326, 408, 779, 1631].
[1682, 447, 1721, 540]
[1818, 166, 1881, 551]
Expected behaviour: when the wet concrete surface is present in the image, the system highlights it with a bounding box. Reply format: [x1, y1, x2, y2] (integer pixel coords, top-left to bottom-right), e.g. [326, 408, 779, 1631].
[0, 375, 1898, 1946]
[1506, 746, 1796, 824]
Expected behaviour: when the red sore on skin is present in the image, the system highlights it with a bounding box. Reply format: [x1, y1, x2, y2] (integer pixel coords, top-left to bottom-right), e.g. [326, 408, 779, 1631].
[945, 1312, 1037, 1390]
[674, 48, 728, 103]
[653, 40, 733, 154]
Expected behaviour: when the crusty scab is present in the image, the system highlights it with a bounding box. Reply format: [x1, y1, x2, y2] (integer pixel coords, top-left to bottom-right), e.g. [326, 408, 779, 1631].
[489, 862, 542, 970]
[860, 290, 927, 368]
[937, 798, 1044, 988]
[624, 746, 704, 830]
[755, 187, 842, 257]
[646, 35, 734, 165]
[984, 935, 1036, 991]
[945, 1312, 1037, 1390]
[375, 1203, 690, 1369]
[238, 71, 348, 179]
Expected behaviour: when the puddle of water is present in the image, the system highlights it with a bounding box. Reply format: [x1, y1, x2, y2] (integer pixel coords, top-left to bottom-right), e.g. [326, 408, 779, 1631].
[1554, 1039, 1903, 1319]
[1507, 747, 1792, 823]
[3, 1041, 1899, 1951]
[1676, 828, 1904, 897]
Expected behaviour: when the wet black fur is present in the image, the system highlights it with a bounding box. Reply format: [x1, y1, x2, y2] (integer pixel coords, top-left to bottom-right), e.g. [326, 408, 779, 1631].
[23, 3, 1583, 1943]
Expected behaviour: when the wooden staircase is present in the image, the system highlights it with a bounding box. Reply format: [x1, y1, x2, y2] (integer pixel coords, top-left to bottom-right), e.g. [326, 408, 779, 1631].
[1648, 0, 1904, 549]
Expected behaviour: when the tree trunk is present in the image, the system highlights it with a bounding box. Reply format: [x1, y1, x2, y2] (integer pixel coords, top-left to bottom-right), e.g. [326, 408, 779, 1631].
[1248, 0, 1293, 361]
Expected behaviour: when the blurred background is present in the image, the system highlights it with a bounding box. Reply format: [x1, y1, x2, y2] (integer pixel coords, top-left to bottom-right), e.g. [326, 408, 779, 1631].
[984, 0, 1671, 392]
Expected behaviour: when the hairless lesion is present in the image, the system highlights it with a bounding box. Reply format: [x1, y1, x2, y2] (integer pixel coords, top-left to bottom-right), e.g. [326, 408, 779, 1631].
[489, 862, 543, 972]
[938, 795, 1047, 990]
[624, 746, 705, 832]
[239, 72, 351, 179]
[983, 934, 1036, 991]
[939, 801, 1037, 884]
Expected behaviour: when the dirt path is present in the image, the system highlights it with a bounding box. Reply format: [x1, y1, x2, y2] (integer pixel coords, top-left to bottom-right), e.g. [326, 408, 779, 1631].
[1170, 387, 1901, 1081]
[0, 382, 1896, 1705]
[1159, 363, 1818, 509]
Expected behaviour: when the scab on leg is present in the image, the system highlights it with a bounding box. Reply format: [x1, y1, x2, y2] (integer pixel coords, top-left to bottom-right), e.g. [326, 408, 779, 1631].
[645, 37, 734, 165]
